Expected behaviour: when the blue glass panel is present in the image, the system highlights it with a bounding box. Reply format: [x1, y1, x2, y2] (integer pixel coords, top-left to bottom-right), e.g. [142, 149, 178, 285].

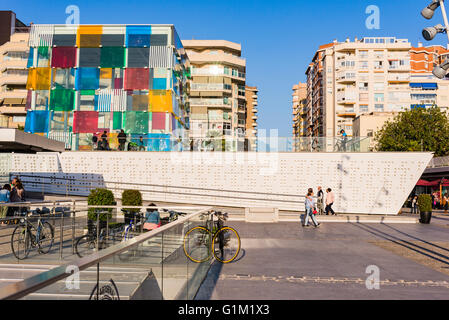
[27, 47, 34, 68]
[24, 110, 50, 133]
[126, 26, 151, 47]
[152, 78, 166, 90]
[75, 68, 100, 90]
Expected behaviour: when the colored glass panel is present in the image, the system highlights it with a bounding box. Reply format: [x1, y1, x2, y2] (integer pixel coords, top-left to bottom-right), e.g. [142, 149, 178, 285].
[27, 47, 34, 68]
[124, 68, 149, 90]
[124, 111, 149, 134]
[100, 68, 113, 79]
[76, 68, 100, 90]
[77, 25, 103, 47]
[126, 26, 151, 47]
[50, 89, 75, 111]
[79, 48, 101, 67]
[132, 94, 149, 111]
[52, 68, 75, 90]
[100, 47, 125, 68]
[112, 112, 123, 129]
[37, 46, 50, 67]
[26, 68, 51, 90]
[152, 78, 166, 90]
[152, 112, 166, 130]
[51, 47, 77, 68]
[101, 34, 124, 47]
[127, 48, 149, 67]
[149, 90, 172, 112]
[150, 34, 168, 46]
[73, 111, 98, 133]
[147, 133, 170, 151]
[53, 34, 76, 47]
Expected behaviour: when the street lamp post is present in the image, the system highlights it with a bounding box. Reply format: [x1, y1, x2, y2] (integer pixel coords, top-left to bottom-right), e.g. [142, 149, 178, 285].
[421, 0, 449, 78]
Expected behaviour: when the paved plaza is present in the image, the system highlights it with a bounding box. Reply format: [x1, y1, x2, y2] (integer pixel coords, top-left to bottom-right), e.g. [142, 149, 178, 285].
[196, 216, 449, 300]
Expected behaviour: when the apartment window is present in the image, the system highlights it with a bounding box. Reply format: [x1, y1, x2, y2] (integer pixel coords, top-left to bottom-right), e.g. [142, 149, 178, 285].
[12, 116, 26, 123]
[360, 61, 369, 69]
[360, 105, 369, 113]
[374, 61, 383, 70]
[367, 130, 374, 137]
[374, 82, 384, 91]
[374, 93, 384, 102]
[359, 82, 369, 91]
[359, 93, 369, 102]
[359, 50, 368, 58]
[375, 104, 384, 111]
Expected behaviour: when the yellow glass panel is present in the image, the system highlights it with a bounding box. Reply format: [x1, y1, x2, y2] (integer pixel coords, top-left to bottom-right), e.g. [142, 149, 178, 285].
[79, 145, 93, 151]
[100, 68, 113, 79]
[149, 90, 172, 113]
[77, 25, 103, 47]
[26, 68, 51, 90]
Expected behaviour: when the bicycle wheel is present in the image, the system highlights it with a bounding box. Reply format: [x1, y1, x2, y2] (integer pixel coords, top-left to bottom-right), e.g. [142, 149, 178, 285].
[183, 226, 212, 263]
[212, 227, 241, 264]
[11, 225, 31, 260]
[37, 221, 54, 254]
[75, 234, 97, 258]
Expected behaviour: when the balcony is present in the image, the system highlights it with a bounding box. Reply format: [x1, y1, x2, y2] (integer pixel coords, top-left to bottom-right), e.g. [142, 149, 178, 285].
[189, 98, 232, 108]
[388, 64, 410, 72]
[186, 51, 246, 68]
[252, 101, 258, 106]
[191, 68, 245, 80]
[0, 106, 26, 115]
[0, 89, 27, 101]
[253, 107, 258, 113]
[336, 72, 356, 83]
[388, 74, 410, 83]
[0, 59, 28, 72]
[252, 115, 258, 120]
[336, 91, 357, 104]
[0, 74, 28, 86]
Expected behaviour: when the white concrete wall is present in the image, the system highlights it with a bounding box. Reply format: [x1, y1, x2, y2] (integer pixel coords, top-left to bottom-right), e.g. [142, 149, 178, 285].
[5, 151, 433, 215]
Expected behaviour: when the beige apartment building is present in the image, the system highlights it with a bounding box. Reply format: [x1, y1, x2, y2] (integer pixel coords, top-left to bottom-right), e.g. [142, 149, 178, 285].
[245, 85, 258, 150]
[0, 12, 29, 129]
[182, 40, 247, 150]
[353, 112, 398, 150]
[292, 82, 307, 148]
[302, 38, 449, 143]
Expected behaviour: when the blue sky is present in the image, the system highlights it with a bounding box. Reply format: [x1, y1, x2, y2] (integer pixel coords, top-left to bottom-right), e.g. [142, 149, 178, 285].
[4, 0, 449, 135]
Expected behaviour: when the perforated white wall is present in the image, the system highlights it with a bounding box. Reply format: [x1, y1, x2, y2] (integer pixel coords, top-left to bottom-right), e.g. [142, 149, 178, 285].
[7, 152, 433, 215]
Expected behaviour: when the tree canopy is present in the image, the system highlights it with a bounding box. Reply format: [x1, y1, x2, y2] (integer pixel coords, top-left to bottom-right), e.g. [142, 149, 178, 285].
[375, 107, 449, 157]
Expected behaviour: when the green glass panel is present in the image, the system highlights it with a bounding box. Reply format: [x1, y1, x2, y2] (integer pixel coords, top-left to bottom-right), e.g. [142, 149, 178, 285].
[124, 111, 149, 134]
[112, 112, 123, 130]
[49, 89, 75, 111]
[100, 47, 125, 68]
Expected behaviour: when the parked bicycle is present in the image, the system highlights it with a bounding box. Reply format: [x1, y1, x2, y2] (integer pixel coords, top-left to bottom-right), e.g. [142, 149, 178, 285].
[10, 208, 55, 260]
[183, 210, 241, 264]
[117, 212, 143, 261]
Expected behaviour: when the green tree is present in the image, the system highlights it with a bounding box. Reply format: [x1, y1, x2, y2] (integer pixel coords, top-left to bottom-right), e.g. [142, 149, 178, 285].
[375, 107, 449, 156]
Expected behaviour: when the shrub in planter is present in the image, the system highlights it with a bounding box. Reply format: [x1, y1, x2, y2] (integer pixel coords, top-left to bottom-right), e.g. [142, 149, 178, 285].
[87, 188, 115, 222]
[418, 194, 432, 224]
[122, 189, 142, 224]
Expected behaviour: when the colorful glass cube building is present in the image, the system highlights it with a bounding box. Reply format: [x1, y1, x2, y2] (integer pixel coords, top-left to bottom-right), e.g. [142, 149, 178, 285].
[24, 24, 190, 151]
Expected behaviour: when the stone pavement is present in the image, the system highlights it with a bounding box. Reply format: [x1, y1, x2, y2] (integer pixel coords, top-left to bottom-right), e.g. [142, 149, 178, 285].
[195, 220, 449, 300]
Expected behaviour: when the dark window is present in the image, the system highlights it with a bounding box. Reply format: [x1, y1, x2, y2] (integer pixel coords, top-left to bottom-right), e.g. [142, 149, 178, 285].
[79, 48, 101, 67]
[101, 34, 125, 47]
[150, 34, 168, 46]
[127, 48, 150, 68]
[53, 34, 76, 47]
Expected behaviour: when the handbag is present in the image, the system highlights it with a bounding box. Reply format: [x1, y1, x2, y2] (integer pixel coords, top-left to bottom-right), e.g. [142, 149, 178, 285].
[313, 209, 318, 215]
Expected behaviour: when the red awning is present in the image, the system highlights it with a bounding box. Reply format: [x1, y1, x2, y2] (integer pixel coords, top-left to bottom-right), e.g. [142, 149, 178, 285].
[416, 179, 433, 186]
[426, 179, 449, 187]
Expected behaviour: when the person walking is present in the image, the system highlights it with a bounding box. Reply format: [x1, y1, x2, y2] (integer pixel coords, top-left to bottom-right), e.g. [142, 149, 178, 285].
[317, 186, 325, 215]
[9, 178, 25, 218]
[117, 129, 127, 151]
[411, 195, 418, 214]
[0, 184, 11, 224]
[303, 188, 320, 228]
[92, 134, 98, 150]
[340, 129, 348, 152]
[325, 188, 336, 216]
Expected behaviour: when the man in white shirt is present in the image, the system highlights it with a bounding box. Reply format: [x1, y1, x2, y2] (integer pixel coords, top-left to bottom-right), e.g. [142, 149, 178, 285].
[325, 188, 336, 216]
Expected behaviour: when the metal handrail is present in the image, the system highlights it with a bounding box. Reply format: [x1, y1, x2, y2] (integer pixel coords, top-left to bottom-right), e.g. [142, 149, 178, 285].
[0, 206, 212, 300]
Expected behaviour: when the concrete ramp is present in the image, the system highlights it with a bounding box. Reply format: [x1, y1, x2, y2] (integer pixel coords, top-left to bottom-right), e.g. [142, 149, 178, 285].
[245, 208, 279, 223]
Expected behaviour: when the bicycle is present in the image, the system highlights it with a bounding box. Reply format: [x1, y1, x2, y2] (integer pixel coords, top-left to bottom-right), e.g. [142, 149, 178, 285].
[10, 208, 55, 260]
[183, 210, 241, 264]
[117, 212, 143, 261]
[75, 220, 122, 258]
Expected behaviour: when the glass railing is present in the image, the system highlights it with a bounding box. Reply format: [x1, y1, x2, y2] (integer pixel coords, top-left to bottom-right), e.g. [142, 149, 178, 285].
[0, 203, 213, 300]
[64, 135, 372, 152]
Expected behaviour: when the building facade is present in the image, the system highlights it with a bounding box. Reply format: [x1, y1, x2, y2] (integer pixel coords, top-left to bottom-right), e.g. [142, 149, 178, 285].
[182, 40, 246, 151]
[245, 85, 258, 151]
[353, 111, 398, 150]
[292, 82, 307, 150]
[0, 11, 29, 129]
[305, 37, 412, 139]
[24, 24, 190, 151]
